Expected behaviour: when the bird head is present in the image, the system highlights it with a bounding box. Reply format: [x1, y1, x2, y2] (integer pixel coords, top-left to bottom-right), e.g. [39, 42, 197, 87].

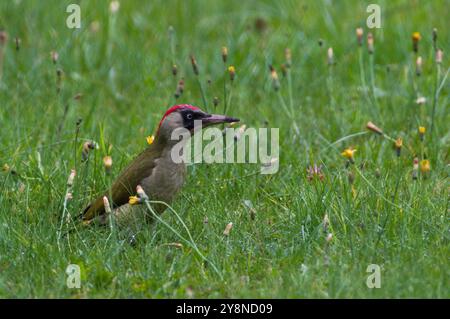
[156, 104, 239, 142]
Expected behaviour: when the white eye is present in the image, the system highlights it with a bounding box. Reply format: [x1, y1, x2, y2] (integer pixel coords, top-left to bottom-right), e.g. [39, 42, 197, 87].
[186, 113, 193, 120]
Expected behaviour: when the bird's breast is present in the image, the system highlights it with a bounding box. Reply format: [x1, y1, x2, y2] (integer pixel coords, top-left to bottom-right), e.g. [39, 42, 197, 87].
[140, 149, 186, 206]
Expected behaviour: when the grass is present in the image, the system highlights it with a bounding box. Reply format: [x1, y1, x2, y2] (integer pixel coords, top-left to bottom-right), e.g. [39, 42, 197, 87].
[0, 0, 449, 298]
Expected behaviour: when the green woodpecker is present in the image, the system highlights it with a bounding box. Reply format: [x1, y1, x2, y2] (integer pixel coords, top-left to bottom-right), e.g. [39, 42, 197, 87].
[81, 104, 239, 223]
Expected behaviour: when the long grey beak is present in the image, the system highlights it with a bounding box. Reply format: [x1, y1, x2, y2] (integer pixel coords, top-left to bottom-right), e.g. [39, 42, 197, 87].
[202, 114, 240, 125]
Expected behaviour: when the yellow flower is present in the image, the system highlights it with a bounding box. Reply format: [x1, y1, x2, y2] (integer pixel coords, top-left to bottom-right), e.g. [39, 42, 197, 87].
[146, 135, 155, 145]
[341, 148, 356, 160]
[419, 126, 426, 134]
[412, 32, 421, 53]
[394, 138, 403, 157]
[228, 66, 236, 81]
[420, 160, 430, 173]
[128, 196, 140, 205]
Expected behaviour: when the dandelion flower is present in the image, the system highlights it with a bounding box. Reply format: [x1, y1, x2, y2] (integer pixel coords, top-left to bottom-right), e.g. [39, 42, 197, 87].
[128, 196, 140, 205]
[394, 138, 403, 157]
[412, 32, 421, 53]
[228, 65, 236, 81]
[420, 159, 430, 173]
[341, 148, 356, 163]
[146, 135, 155, 145]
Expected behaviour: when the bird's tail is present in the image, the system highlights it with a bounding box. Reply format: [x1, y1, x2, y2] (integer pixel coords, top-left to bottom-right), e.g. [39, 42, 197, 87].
[80, 196, 105, 221]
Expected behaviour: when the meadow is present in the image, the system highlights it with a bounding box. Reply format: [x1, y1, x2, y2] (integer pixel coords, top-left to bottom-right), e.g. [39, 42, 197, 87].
[0, 0, 448, 298]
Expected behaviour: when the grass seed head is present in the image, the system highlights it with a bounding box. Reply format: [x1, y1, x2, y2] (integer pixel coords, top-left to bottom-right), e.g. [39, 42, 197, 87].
[327, 47, 334, 65]
[15, 37, 20, 51]
[109, 1, 120, 13]
[67, 169, 76, 187]
[103, 196, 112, 214]
[65, 192, 73, 201]
[213, 96, 219, 107]
[82, 141, 97, 162]
[51, 51, 58, 64]
[221, 46, 228, 63]
[415, 56, 422, 76]
[366, 121, 383, 135]
[103, 156, 112, 173]
[174, 78, 185, 99]
[190, 55, 199, 75]
[223, 222, 233, 236]
[435, 49, 443, 64]
[172, 64, 177, 76]
[270, 66, 280, 91]
[322, 213, 330, 232]
[285, 48, 292, 68]
[412, 157, 419, 180]
[356, 27, 364, 46]
[432, 28, 437, 46]
[136, 185, 148, 200]
[367, 32, 374, 54]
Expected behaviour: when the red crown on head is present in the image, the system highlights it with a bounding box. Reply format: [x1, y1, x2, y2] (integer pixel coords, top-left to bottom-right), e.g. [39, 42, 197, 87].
[157, 104, 200, 133]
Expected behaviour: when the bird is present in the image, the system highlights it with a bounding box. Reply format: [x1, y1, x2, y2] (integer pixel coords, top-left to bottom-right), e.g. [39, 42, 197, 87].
[81, 104, 239, 225]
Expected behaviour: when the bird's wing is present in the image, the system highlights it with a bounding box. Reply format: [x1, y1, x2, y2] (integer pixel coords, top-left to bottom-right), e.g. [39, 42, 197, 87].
[81, 146, 161, 221]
